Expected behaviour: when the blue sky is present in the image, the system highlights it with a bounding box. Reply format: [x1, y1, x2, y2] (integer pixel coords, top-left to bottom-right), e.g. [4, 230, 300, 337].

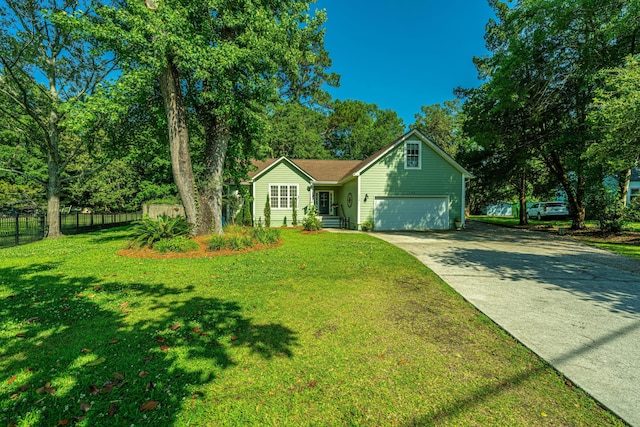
[314, 1, 497, 128]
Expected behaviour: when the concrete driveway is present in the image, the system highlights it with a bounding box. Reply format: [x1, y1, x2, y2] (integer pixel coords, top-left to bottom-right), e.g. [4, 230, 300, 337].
[373, 221, 640, 426]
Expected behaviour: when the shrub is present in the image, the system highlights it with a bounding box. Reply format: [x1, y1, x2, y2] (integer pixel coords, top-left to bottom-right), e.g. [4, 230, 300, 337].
[590, 186, 625, 232]
[253, 226, 281, 245]
[153, 236, 199, 253]
[291, 197, 298, 226]
[207, 226, 281, 252]
[624, 197, 640, 223]
[130, 214, 192, 248]
[264, 195, 271, 227]
[242, 197, 253, 226]
[208, 235, 227, 251]
[226, 235, 253, 251]
[361, 221, 373, 232]
[302, 205, 322, 231]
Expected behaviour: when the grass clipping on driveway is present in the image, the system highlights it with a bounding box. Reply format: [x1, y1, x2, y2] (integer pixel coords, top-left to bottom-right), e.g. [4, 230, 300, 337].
[0, 228, 623, 426]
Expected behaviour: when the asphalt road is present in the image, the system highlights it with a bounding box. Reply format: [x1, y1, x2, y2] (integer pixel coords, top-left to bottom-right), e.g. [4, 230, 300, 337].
[374, 221, 640, 426]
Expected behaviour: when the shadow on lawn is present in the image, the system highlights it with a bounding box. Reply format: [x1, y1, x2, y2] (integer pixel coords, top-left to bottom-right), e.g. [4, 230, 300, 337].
[0, 263, 296, 426]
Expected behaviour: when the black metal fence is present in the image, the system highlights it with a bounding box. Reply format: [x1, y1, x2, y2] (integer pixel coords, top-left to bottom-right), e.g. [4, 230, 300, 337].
[0, 211, 142, 248]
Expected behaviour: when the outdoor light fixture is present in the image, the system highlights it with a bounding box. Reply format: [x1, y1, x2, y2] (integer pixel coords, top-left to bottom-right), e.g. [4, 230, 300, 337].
[364, 194, 369, 202]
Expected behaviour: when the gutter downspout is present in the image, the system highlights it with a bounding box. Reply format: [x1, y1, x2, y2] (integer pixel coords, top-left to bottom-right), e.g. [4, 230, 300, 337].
[357, 175, 361, 230]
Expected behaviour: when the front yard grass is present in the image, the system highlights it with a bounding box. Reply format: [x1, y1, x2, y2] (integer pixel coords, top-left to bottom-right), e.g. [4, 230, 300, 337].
[0, 227, 624, 426]
[473, 215, 640, 260]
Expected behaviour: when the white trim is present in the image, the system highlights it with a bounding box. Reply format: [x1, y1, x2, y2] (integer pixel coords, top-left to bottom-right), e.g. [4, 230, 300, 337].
[357, 175, 361, 227]
[461, 178, 467, 226]
[268, 183, 299, 210]
[252, 181, 256, 223]
[404, 140, 421, 170]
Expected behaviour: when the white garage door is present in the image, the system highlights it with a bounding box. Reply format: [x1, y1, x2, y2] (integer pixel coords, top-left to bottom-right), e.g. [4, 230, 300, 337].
[374, 197, 449, 231]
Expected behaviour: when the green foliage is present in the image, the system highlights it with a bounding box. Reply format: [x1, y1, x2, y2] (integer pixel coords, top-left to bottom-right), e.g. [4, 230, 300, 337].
[264, 195, 271, 227]
[208, 235, 227, 251]
[291, 196, 298, 226]
[130, 215, 192, 248]
[589, 186, 625, 233]
[624, 198, 640, 223]
[252, 226, 281, 245]
[326, 99, 405, 160]
[463, 0, 640, 229]
[0, 0, 121, 237]
[226, 235, 253, 251]
[588, 56, 640, 174]
[0, 181, 43, 210]
[242, 197, 253, 226]
[302, 205, 322, 231]
[153, 235, 199, 253]
[207, 225, 281, 251]
[264, 103, 331, 159]
[411, 99, 470, 158]
[361, 221, 374, 232]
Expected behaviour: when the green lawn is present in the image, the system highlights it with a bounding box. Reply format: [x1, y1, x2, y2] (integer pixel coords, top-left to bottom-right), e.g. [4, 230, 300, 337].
[0, 228, 624, 426]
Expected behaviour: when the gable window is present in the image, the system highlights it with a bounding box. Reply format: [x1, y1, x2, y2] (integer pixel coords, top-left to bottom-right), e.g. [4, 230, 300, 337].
[269, 184, 298, 209]
[405, 141, 421, 169]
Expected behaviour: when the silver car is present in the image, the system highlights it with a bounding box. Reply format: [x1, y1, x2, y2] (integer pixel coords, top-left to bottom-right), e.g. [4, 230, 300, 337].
[526, 202, 570, 220]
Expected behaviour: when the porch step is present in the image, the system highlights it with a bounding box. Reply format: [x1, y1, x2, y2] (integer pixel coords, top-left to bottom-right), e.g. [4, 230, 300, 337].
[319, 216, 341, 228]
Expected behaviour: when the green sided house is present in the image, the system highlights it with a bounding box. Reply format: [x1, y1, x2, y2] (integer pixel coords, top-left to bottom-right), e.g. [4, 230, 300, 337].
[244, 129, 472, 231]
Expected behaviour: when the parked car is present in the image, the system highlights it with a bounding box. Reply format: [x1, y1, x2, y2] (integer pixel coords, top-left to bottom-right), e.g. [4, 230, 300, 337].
[526, 202, 570, 220]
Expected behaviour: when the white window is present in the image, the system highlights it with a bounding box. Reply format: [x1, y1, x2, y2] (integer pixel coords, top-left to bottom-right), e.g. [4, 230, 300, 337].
[269, 184, 299, 209]
[405, 141, 421, 169]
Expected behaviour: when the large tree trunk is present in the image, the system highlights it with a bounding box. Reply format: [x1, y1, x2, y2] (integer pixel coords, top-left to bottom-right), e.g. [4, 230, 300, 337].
[158, 58, 200, 232]
[518, 173, 528, 226]
[45, 103, 63, 238]
[618, 168, 632, 207]
[542, 151, 587, 229]
[46, 156, 62, 238]
[201, 115, 231, 235]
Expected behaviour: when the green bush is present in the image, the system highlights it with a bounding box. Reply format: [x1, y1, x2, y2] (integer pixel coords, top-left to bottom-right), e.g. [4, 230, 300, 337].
[153, 236, 199, 253]
[264, 195, 271, 227]
[589, 186, 625, 232]
[302, 205, 322, 231]
[208, 235, 227, 251]
[130, 214, 192, 248]
[361, 221, 373, 232]
[291, 197, 297, 226]
[226, 235, 253, 251]
[207, 226, 281, 252]
[624, 197, 640, 223]
[253, 226, 281, 245]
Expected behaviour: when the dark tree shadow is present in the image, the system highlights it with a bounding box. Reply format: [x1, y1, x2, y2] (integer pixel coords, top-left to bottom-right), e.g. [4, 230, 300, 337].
[0, 263, 297, 426]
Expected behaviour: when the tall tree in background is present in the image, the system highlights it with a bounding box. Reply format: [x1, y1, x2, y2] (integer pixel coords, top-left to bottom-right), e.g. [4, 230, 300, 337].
[325, 99, 404, 160]
[83, 0, 333, 235]
[0, 0, 115, 237]
[465, 0, 640, 229]
[264, 103, 330, 159]
[411, 99, 469, 158]
[588, 56, 640, 206]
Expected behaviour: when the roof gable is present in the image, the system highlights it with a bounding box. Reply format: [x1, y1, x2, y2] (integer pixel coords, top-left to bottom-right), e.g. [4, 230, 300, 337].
[350, 129, 472, 178]
[247, 130, 472, 183]
[248, 157, 314, 182]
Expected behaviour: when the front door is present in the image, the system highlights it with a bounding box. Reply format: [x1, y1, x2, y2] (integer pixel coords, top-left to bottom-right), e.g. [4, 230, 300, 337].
[318, 191, 330, 215]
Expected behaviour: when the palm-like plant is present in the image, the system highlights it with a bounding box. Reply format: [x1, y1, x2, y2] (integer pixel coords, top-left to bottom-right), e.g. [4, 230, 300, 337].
[130, 215, 192, 248]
